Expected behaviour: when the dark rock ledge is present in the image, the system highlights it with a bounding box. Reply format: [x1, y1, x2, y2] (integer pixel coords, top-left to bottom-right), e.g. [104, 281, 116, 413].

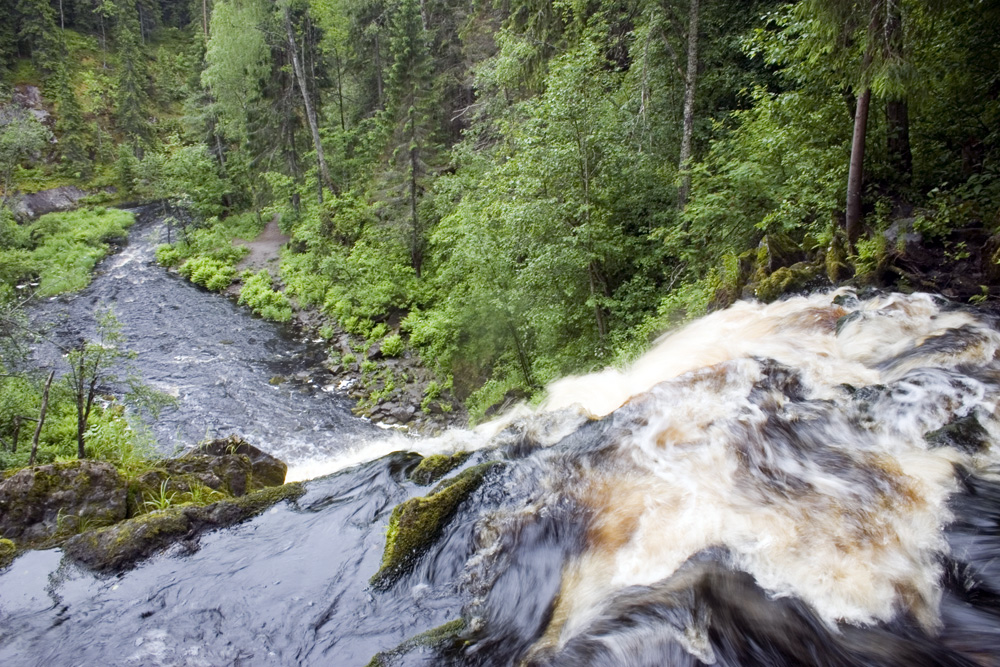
[0, 435, 301, 572]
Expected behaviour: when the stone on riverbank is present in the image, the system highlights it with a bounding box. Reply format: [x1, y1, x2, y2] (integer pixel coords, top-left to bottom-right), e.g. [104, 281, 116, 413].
[0, 538, 16, 569]
[63, 483, 305, 572]
[0, 460, 127, 543]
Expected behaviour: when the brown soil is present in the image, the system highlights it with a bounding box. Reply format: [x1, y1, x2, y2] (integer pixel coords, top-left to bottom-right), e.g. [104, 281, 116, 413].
[235, 215, 289, 274]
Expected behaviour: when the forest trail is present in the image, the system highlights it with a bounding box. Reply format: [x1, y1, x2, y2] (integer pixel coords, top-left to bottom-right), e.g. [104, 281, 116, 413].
[235, 215, 288, 273]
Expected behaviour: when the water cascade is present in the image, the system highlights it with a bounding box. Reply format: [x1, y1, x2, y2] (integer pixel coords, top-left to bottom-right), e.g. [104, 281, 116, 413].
[3, 214, 1000, 665]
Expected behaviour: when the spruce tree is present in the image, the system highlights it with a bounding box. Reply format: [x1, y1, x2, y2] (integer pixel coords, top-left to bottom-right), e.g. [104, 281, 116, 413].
[54, 63, 90, 175]
[113, 0, 151, 157]
[381, 0, 438, 277]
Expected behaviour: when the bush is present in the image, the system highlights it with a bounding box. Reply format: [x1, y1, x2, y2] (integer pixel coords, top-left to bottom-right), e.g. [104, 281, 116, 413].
[178, 256, 236, 292]
[21, 208, 135, 296]
[155, 244, 184, 268]
[238, 270, 293, 322]
[380, 333, 405, 357]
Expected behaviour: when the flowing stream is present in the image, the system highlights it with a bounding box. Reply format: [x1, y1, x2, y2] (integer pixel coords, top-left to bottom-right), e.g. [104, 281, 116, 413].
[2, 210, 1000, 665]
[27, 206, 377, 468]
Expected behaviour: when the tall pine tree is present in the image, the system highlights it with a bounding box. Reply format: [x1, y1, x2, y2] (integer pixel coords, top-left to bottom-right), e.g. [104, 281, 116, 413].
[380, 0, 438, 277]
[114, 0, 151, 157]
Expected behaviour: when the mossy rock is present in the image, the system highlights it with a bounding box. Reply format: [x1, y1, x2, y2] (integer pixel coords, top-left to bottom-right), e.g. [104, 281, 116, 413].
[408, 452, 471, 486]
[754, 261, 825, 303]
[370, 462, 501, 590]
[193, 434, 288, 489]
[63, 483, 305, 572]
[926, 414, 990, 454]
[0, 460, 127, 544]
[365, 619, 466, 667]
[0, 538, 16, 570]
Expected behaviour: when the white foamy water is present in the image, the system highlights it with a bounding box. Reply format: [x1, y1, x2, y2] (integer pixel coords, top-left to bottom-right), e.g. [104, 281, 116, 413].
[291, 290, 1000, 661]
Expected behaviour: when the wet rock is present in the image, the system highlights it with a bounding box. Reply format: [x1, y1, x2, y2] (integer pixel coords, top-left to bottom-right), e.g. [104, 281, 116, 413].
[0, 460, 127, 543]
[63, 483, 305, 573]
[370, 462, 501, 590]
[389, 404, 415, 424]
[408, 452, 472, 486]
[926, 414, 990, 454]
[365, 619, 466, 667]
[367, 340, 384, 360]
[194, 434, 288, 489]
[11, 186, 89, 220]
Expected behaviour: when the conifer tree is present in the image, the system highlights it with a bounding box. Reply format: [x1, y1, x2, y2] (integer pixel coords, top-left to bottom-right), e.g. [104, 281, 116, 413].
[113, 0, 151, 157]
[54, 64, 90, 174]
[14, 0, 61, 71]
[381, 0, 438, 277]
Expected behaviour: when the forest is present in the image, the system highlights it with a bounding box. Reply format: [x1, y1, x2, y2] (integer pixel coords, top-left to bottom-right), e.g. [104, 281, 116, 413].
[1, 0, 999, 461]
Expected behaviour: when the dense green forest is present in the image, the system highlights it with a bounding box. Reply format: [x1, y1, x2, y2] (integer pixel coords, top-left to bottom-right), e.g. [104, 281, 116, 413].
[1, 0, 999, 441]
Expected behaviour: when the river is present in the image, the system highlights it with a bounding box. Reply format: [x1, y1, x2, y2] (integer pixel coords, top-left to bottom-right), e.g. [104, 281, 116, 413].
[2, 210, 1000, 665]
[27, 205, 377, 469]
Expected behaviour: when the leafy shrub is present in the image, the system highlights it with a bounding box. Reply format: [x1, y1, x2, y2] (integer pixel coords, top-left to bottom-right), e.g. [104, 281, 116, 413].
[380, 333, 404, 357]
[178, 256, 236, 292]
[238, 270, 293, 322]
[22, 208, 135, 296]
[155, 244, 184, 267]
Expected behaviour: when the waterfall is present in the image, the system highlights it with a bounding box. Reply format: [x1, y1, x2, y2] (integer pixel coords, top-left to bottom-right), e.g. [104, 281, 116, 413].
[5, 288, 1000, 666]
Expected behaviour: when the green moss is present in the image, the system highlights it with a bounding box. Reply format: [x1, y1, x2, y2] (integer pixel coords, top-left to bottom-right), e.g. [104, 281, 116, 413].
[754, 262, 823, 303]
[364, 619, 466, 667]
[408, 452, 471, 486]
[825, 229, 848, 283]
[0, 538, 16, 569]
[64, 483, 305, 572]
[370, 462, 500, 590]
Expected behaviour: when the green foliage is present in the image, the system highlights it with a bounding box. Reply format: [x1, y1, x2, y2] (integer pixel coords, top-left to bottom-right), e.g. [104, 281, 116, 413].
[0, 108, 51, 194]
[22, 207, 134, 296]
[380, 333, 404, 358]
[238, 270, 292, 322]
[178, 256, 237, 292]
[143, 479, 177, 512]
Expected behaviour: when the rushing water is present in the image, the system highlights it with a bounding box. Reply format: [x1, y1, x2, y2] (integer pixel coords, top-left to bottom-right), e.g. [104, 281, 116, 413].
[3, 218, 1000, 666]
[28, 206, 376, 467]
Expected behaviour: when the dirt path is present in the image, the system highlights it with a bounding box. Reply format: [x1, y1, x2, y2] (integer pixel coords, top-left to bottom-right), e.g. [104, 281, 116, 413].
[235, 215, 289, 274]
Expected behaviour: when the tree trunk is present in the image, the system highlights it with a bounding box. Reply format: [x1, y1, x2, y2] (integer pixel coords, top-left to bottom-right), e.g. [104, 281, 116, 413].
[283, 9, 333, 199]
[886, 99, 911, 184]
[374, 31, 384, 109]
[11, 416, 21, 454]
[676, 0, 701, 210]
[202, 0, 208, 37]
[885, 6, 911, 186]
[846, 87, 871, 249]
[29, 371, 54, 466]
[409, 124, 422, 277]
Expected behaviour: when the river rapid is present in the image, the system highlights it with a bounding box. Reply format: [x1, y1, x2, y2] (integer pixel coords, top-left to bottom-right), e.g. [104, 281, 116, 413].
[27, 206, 377, 470]
[2, 208, 1000, 665]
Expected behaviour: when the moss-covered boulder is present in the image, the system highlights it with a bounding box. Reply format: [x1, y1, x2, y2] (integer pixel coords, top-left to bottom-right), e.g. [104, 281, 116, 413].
[408, 452, 471, 486]
[126, 435, 288, 516]
[193, 434, 287, 489]
[0, 538, 16, 569]
[63, 483, 305, 572]
[371, 462, 500, 590]
[754, 261, 825, 303]
[365, 619, 466, 667]
[0, 460, 127, 543]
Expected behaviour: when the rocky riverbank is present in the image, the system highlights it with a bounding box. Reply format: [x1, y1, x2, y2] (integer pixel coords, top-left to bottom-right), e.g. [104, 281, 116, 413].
[0, 435, 300, 572]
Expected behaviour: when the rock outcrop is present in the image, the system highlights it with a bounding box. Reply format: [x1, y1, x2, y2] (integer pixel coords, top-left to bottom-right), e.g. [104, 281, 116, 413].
[63, 483, 305, 572]
[0, 435, 295, 572]
[0, 460, 127, 543]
